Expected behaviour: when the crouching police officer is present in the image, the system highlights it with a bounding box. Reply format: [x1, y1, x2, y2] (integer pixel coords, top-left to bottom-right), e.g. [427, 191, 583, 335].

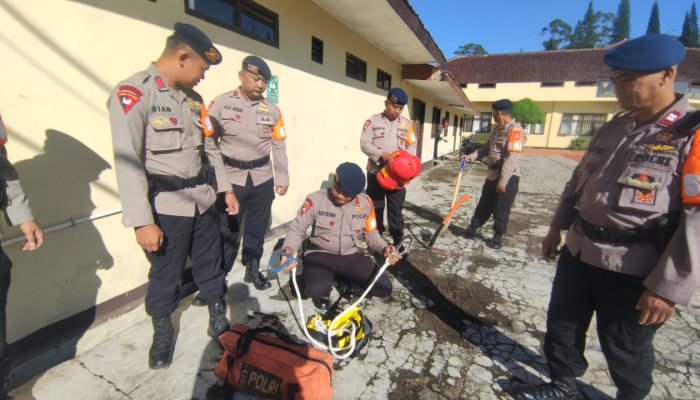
[108, 23, 238, 369]
[461, 99, 523, 249]
[512, 34, 700, 400]
[279, 163, 401, 311]
[361, 88, 417, 245]
[208, 55, 289, 291]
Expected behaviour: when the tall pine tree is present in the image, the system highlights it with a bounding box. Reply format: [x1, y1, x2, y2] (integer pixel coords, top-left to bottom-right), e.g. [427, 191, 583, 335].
[646, 1, 660, 34]
[680, 12, 692, 46]
[690, 2, 699, 47]
[569, 1, 598, 49]
[610, 0, 631, 43]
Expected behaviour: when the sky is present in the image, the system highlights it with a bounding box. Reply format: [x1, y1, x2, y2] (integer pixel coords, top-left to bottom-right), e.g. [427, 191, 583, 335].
[408, 0, 698, 56]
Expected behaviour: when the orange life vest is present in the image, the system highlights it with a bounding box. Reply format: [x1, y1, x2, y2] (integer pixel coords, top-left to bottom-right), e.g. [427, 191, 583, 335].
[682, 129, 700, 205]
[200, 103, 215, 137]
[507, 127, 523, 153]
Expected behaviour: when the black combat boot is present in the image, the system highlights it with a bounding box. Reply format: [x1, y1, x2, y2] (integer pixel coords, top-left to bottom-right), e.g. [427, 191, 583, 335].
[465, 224, 479, 238]
[149, 316, 175, 369]
[191, 291, 206, 307]
[207, 299, 229, 338]
[510, 379, 578, 400]
[312, 297, 330, 314]
[492, 233, 503, 249]
[243, 259, 271, 290]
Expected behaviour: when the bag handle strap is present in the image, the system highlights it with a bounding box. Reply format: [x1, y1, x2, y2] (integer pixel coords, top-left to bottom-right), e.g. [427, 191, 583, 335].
[236, 326, 298, 357]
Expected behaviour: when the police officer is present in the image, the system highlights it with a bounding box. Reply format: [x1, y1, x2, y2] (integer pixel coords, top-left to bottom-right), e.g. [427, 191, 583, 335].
[279, 162, 401, 310]
[208, 55, 288, 291]
[361, 88, 417, 245]
[512, 34, 700, 400]
[461, 99, 523, 249]
[0, 113, 44, 394]
[108, 23, 237, 369]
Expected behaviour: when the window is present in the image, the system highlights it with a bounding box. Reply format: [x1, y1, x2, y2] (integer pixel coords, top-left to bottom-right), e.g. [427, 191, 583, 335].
[464, 113, 492, 133]
[478, 83, 496, 88]
[541, 82, 564, 87]
[376, 69, 391, 90]
[575, 81, 596, 86]
[311, 37, 323, 64]
[345, 53, 366, 82]
[186, 0, 279, 47]
[559, 113, 607, 136]
[523, 123, 544, 135]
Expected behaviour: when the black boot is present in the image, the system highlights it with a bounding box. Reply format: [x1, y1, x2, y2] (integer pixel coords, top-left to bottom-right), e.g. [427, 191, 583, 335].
[510, 379, 578, 400]
[312, 297, 330, 314]
[492, 233, 503, 249]
[207, 300, 229, 338]
[191, 291, 206, 307]
[149, 316, 175, 369]
[465, 224, 479, 238]
[243, 259, 271, 290]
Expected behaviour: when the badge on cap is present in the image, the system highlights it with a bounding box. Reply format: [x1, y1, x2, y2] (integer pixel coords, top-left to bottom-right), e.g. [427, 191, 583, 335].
[205, 48, 221, 64]
[247, 63, 260, 75]
[390, 95, 399, 103]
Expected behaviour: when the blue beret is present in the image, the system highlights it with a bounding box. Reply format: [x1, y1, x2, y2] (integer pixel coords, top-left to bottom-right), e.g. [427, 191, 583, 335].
[242, 55, 272, 80]
[492, 99, 513, 112]
[604, 34, 686, 72]
[173, 22, 221, 65]
[335, 162, 366, 196]
[387, 88, 408, 105]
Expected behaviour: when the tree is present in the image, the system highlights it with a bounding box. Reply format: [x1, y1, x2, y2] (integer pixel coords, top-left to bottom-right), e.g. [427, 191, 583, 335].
[512, 98, 545, 129]
[541, 18, 573, 50]
[454, 43, 488, 56]
[680, 12, 692, 46]
[610, 0, 631, 43]
[690, 2, 699, 47]
[569, 2, 598, 49]
[646, 1, 660, 34]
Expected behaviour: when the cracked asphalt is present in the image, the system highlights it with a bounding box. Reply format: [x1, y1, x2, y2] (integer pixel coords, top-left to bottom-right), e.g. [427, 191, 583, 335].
[9, 153, 700, 399]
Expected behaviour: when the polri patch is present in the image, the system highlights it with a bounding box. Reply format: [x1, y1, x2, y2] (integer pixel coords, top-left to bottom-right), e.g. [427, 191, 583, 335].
[633, 188, 656, 205]
[117, 85, 142, 115]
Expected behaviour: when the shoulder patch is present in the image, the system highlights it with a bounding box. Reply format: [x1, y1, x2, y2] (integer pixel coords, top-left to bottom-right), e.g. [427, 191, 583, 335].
[300, 198, 313, 216]
[117, 85, 143, 115]
[363, 119, 372, 131]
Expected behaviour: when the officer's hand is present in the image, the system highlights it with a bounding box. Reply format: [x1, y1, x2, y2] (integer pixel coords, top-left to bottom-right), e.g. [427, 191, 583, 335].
[135, 224, 163, 252]
[19, 220, 44, 251]
[461, 153, 476, 163]
[225, 191, 239, 215]
[380, 152, 392, 162]
[383, 245, 402, 265]
[281, 246, 297, 271]
[541, 226, 561, 261]
[636, 289, 675, 325]
[496, 183, 506, 193]
[275, 185, 289, 196]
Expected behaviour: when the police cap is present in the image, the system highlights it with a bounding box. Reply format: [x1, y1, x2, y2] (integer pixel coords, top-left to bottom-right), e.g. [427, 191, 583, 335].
[173, 22, 221, 65]
[387, 88, 408, 105]
[242, 55, 272, 80]
[492, 99, 513, 113]
[604, 34, 686, 72]
[335, 162, 366, 197]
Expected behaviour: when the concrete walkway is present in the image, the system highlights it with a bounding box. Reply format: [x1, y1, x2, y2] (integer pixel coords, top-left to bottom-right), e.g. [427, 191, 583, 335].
[8, 153, 700, 399]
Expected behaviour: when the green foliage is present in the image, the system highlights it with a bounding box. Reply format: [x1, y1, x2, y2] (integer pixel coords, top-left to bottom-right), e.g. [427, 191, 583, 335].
[680, 12, 692, 46]
[690, 2, 699, 47]
[610, 0, 631, 43]
[454, 43, 488, 56]
[568, 137, 590, 150]
[646, 1, 660, 34]
[541, 19, 573, 50]
[512, 98, 545, 127]
[542, 2, 614, 50]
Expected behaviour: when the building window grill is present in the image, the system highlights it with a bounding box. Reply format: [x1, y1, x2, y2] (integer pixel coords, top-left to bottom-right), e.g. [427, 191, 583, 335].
[185, 0, 279, 47]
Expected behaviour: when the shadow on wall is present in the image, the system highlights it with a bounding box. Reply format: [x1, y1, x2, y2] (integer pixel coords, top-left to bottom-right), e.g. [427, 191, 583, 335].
[6, 129, 112, 390]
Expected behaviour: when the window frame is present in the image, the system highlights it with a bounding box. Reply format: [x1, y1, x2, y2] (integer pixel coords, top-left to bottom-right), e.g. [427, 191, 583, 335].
[184, 0, 279, 48]
[558, 113, 607, 136]
[345, 52, 367, 82]
[376, 68, 392, 91]
[311, 36, 324, 64]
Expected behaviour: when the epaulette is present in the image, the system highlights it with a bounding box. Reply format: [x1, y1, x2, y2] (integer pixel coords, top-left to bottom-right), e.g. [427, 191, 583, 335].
[676, 111, 700, 136]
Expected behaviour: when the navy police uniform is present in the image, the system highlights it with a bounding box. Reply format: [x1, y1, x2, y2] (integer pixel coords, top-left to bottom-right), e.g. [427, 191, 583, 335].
[512, 35, 700, 400]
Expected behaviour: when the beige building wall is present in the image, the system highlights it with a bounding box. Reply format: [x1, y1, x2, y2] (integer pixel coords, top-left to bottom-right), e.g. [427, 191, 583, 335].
[462, 81, 700, 149]
[0, 0, 466, 342]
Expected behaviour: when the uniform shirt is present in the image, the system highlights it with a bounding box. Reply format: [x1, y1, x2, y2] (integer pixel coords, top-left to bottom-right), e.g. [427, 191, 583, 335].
[108, 63, 229, 227]
[551, 94, 699, 306]
[283, 189, 388, 256]
[360, 113, 417, 174]
[0, 118, 34, 237]
[209, 89, 289, 187]
[469, 119, 523, 186]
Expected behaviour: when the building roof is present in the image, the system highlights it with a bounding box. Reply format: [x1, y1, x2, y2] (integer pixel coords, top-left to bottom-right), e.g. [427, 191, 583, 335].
[446, 47, 700, 84]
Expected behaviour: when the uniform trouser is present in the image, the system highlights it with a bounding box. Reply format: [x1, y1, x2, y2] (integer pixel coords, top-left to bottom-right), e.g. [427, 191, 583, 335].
[217, 176, 274, 273]
[544, 247, 660, 400]
[0, 250, 11, 379]
[469, 175, 519, 234]
[145, 206, 225, 319]
[302, 252, 392, 300]
[366, 172, 406, 241]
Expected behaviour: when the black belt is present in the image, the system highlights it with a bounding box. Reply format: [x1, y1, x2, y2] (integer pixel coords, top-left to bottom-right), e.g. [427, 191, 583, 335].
[577, 216, 655, 244]
[148, 169, 209, 192]
[223, 155, 270, 170]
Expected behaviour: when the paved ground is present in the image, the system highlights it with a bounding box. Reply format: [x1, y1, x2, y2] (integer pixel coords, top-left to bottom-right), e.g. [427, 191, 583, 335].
[8, 153, 700, 399]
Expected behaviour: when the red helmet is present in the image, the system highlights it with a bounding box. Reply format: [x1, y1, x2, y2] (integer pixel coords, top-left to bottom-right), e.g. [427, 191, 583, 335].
[377, 150, 421, 190]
